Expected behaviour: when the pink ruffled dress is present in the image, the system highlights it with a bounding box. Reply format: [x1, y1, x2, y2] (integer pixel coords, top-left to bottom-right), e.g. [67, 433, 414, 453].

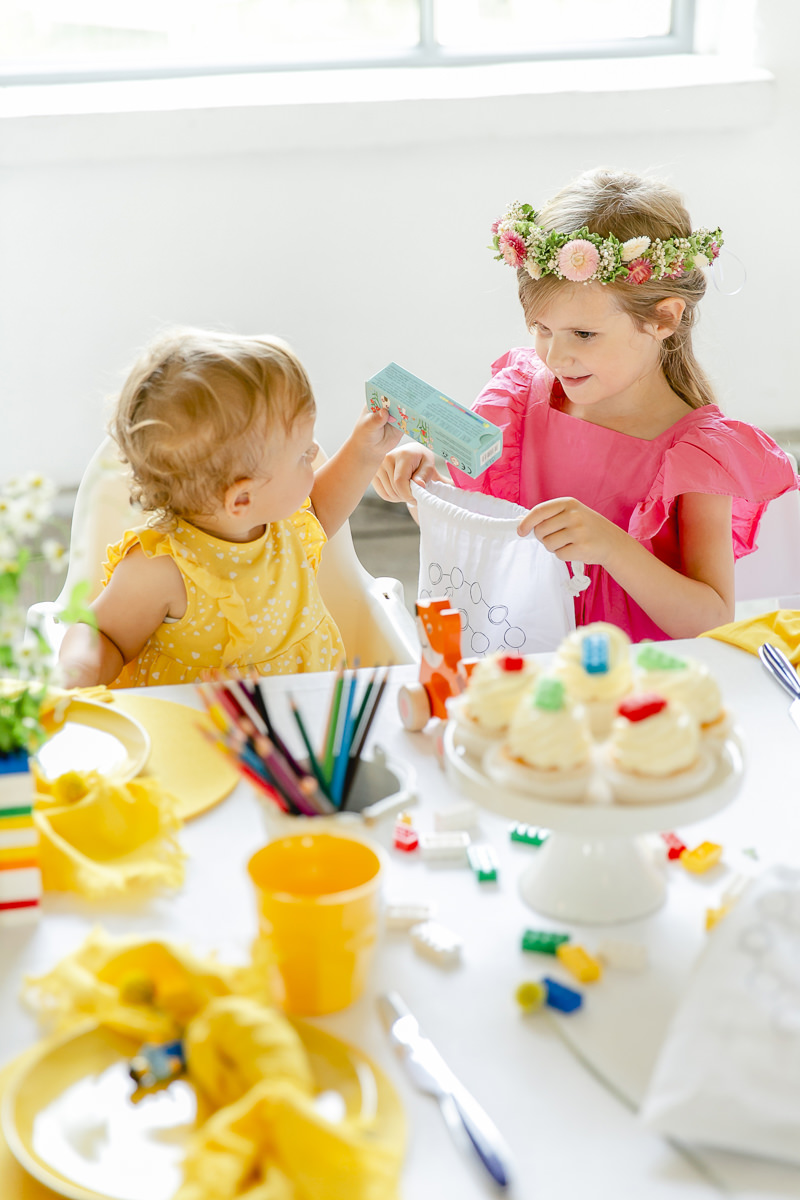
[449, 348, 798, 642]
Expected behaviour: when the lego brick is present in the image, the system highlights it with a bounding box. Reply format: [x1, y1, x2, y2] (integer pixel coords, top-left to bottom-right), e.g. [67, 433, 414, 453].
[410, 921, 463, 966]
[510, 824, 549, 847]
[366, 362, 503, 478]
[543, 977, 583, 1014]
[419, 831, 471, 864]
[556, 943, 602, 983]
[467, 843, 498, 883]
[0, 826, 38, 850]
[661, 832, 688, 861]
[515, 981, 546, 1014]
[521, 929, 571, 955]
[680, 841, 723, 874]
[385, 902, 436, 930]
[0, 866, 42, 903]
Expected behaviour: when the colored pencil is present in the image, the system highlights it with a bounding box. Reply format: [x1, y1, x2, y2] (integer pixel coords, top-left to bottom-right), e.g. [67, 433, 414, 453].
[323, 662, 345, 782]
[288, 695, 332, 800]
[196, 724, 290, 813]
[340, 667, 391, 809]
[331, 666, 360, 805]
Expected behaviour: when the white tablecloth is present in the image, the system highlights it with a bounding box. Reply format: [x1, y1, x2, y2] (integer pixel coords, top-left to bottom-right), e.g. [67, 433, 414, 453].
[2, 638, 798, 1200]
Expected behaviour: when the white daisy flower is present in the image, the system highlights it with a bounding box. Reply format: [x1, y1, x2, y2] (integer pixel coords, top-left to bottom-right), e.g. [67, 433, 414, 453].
[694, 252, 710, 269]
[620, 236, 651, 262]
[42, 538, 67, 572]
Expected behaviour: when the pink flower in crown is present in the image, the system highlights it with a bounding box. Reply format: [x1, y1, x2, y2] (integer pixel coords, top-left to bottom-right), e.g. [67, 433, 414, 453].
[498, 230, 527, 268]
[557, 239, 600, 282]
[491, 217, 501, 235]
[664, 259, 685, 280]
[710, 241, 720, 259]
[626, 258, 653, 285]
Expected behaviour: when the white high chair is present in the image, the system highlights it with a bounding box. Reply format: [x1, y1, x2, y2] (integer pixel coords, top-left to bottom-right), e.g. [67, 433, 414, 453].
[733, 452, 800, 615]
[28, 438, 420, 668]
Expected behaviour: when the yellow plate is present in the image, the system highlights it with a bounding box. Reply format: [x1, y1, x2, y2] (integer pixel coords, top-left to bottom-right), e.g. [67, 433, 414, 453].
[108, 696, 241, 821]
[36, 701, 150, 786]
[1, 1020, 405, 1200]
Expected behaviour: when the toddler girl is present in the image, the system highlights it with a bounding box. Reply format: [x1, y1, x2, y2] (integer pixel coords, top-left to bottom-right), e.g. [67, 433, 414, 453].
[60, 329, 401, 686]
[374, 168, 797, 641]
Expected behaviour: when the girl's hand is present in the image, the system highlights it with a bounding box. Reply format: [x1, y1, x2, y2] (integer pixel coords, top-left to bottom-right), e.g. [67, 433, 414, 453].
[372, 444, 445, 504]
[518, 496, 625, 567]
[350, 406, 404, 464]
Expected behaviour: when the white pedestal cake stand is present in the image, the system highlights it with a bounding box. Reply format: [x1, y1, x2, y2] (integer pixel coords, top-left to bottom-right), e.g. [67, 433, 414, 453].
[443, 723, 744, 924]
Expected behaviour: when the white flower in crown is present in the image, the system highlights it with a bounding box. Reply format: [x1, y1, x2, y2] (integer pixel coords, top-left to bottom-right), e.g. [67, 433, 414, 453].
[620, 236, 651, 262]
[694, 252, 710, 268]
[525, 258, 543, 279]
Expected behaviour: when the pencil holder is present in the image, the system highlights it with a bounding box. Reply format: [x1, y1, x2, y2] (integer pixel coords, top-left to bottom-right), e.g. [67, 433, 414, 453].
[257, 744, 417, 841]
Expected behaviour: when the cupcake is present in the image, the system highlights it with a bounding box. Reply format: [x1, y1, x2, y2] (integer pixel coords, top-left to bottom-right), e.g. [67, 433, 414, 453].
[634, 645, 729, 739]
[554, 622, 633, 739]
[447, 651, 538, 756]
[485, 677, 593, 801]
[603, 693, 715, 804]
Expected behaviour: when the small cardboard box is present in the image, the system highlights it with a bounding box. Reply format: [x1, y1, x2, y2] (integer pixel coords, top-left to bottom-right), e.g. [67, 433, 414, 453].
[365, 362, 502, 478]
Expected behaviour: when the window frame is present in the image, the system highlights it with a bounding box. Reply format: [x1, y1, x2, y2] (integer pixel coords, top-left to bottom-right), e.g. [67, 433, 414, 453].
[0, 0, 696, 87]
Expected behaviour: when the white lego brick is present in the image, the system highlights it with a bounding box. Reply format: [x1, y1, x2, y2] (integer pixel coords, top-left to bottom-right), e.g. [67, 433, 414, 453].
[419, 831, 471, 864]
[410, 920, 463, 966]
[0, 866, 42, 903]
[385, 901, 436, 930]
[596, 938, 648, 972]
[433, 802, 479, 833]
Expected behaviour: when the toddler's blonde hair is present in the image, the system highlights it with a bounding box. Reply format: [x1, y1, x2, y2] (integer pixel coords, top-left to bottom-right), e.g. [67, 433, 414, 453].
[518, 168, 716, 409]
[111, 329, 315, 527]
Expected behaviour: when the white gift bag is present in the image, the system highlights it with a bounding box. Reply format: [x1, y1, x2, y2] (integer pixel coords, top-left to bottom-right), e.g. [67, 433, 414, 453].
[640, 865, 800, 1165]
[412, 480, 587, 657]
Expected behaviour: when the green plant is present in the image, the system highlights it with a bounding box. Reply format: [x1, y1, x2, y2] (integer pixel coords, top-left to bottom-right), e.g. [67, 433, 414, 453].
[0, 472, 94, 756]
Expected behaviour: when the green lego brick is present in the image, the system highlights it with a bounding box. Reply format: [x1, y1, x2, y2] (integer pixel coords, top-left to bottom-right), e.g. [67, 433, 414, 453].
[521, 929, 571, 955]
[510, 823, 549, 847]
[467, 843, 498, 882]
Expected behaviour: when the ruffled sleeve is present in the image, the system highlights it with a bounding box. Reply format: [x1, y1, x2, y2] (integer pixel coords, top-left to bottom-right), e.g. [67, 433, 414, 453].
[103, 526, 168, 582]
[288, 500, 327, 573]
[449, 348, 554, 503]
[629, 414, 799, 558]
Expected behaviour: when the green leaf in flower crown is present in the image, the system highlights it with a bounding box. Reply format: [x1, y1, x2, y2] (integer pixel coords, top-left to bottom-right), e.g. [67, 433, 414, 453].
[59, 580, 98, 629]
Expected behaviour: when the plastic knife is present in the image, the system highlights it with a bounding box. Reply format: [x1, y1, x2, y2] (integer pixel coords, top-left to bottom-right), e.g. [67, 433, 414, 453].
[377, 991, 512, 1190]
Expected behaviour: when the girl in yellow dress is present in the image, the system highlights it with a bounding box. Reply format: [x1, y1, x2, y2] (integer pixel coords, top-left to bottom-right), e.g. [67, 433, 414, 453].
[59, 329, 402, 687]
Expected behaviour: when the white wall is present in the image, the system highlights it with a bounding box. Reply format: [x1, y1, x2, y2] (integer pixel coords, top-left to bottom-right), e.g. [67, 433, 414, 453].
[0, 0, 797, 486]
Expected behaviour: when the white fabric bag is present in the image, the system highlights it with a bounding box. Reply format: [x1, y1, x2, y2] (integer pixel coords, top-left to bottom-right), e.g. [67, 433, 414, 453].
[640, 865, 800, 1165]
[412, 480, 586, 657]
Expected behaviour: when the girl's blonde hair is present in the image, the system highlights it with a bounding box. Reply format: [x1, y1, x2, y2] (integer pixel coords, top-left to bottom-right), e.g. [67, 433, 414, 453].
[517, 168, 716, 409]
[111, 329, 315, 527]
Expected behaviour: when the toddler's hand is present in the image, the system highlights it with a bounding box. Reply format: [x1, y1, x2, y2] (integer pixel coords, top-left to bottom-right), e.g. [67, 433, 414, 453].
[518, 496, 624, 567]
[372, 443, 445, 504]
[351, 406, 404, 462]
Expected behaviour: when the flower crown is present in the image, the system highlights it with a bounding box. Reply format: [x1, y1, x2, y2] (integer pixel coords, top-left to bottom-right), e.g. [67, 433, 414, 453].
[491, 201, 722, 285]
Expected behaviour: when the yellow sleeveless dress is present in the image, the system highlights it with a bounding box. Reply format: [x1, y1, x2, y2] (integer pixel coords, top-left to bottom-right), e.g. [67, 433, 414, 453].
[104, 504, 344, 687]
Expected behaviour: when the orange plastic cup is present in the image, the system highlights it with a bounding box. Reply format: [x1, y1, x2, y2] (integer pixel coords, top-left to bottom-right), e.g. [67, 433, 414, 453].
[248, 833, 383, 1016]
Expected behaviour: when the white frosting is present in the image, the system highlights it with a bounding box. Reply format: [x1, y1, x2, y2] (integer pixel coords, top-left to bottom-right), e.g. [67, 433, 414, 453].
[554, 622, 632, 703]
[464, 653, 538, 732]
[506, 695, 592, 771]
[635, 660, 723, 726]
[609, 701, 700, 777]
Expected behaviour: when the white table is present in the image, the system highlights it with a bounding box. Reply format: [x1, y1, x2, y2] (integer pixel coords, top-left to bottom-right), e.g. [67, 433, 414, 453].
[2, 639, 798, 1200]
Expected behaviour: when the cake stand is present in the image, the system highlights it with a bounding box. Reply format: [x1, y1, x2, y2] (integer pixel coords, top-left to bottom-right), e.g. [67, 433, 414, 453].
[443, 723, 744, 924]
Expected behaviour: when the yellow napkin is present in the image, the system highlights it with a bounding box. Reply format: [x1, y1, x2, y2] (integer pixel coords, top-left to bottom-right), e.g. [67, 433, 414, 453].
[32, 770, 185, 897]
[701, 609, 800, 663]
[22, 928, 263, 1042]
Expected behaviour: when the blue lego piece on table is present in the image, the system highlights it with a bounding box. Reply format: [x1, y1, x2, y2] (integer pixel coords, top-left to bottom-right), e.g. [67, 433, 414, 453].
[543, 977, 583, 1014]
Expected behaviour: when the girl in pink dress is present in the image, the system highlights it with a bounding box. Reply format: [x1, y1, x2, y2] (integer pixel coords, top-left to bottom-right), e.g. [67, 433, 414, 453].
[374, 168, 797, 642]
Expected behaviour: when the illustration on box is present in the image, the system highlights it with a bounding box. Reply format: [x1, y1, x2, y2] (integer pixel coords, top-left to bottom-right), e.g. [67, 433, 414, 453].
[366, 362, 502, 478]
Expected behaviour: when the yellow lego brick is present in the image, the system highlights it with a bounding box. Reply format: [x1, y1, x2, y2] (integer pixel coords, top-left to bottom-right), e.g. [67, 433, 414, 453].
[555, 943, 602, 983]
[680, 841, 723, 874]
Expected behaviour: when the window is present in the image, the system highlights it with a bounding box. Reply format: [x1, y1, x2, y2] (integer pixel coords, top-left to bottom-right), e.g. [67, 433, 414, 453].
[0, 1, 695, 86]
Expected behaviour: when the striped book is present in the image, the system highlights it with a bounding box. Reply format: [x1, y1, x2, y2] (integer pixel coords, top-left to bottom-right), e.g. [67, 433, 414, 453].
[0, 753, 41, 925]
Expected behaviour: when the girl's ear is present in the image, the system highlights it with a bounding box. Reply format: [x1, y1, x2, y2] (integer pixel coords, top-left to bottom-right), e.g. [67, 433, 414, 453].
[653, 297, 686, 340]
[223, 478, 255, 519]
